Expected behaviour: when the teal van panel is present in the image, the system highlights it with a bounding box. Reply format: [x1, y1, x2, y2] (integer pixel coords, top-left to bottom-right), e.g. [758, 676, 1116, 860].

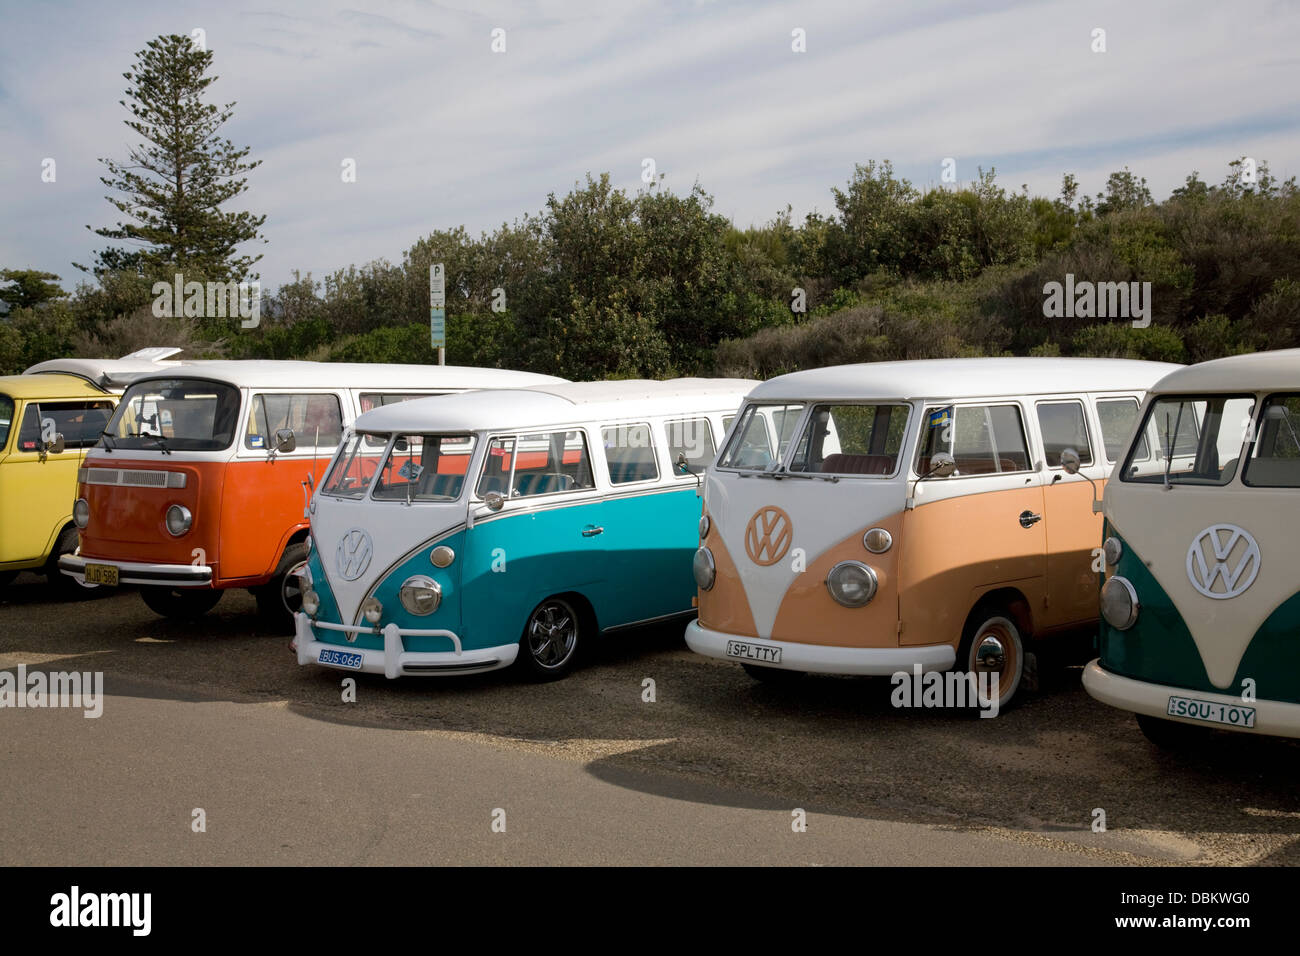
[599, 486, 702, 624]
[366, 529, 465, 652]
[460, 498, 607, 648]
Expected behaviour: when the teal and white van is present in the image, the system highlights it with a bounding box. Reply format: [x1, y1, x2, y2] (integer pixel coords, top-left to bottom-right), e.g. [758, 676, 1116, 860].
[292, 379, 755, 680]
[1082, 349, 1300, 744]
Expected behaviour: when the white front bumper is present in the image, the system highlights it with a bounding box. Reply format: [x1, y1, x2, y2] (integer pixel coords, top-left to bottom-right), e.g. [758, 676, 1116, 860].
[293, 613, 517, 678]
[685, 620, 956, 675]
[1082, 660, 1300, 739]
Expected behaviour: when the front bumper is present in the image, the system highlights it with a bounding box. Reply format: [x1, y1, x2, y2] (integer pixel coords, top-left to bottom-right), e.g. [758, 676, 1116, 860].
[59, 553, 212, 587]
[1082, 660, 1300, 739]
[685, 620, 956, 675]
[293, 612, 517, 678]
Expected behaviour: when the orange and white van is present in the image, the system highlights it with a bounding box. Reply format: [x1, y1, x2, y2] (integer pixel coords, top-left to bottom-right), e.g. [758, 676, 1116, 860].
[59, 361, 564, 628]
[686, 358, 1179, 708]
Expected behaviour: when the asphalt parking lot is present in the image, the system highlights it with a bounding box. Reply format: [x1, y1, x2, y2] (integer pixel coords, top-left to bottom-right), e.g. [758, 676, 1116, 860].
[2, 574, 1297, 866]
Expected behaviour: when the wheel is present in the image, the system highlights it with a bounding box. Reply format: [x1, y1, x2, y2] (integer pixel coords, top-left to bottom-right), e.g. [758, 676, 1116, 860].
[140, 586, 223, 620]
[741, 663, 806, 685]
[957, 611, 1025, 711]
[45, 528, 99, 600]
[1136, 713, 1206, 750]
[253, 543, 310, 633]
[516, 596, 583, 681]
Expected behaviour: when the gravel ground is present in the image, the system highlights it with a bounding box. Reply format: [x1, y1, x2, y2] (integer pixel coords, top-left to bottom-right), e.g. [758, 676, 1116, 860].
[2, 572, 1297, 866]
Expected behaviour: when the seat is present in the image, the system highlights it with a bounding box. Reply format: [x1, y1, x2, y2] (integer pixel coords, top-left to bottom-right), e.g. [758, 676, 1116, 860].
[515, 472, 574, 496]
[820, 453, 895, 475]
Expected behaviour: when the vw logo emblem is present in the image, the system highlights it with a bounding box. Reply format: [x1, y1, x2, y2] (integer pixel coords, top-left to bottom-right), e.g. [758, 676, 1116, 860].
[336, 528, 374, 581]
[1186, 524, 1260, 600]
[744, 506, 793, 566]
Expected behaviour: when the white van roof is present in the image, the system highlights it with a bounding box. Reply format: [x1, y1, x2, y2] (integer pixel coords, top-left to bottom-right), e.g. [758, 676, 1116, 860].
[115, 361, 565, 391]
[1146, 348, 1300, 394]
[746, 358, 1182, 402]
[24, 347, 187, 391]
[354, 378, 757, 434]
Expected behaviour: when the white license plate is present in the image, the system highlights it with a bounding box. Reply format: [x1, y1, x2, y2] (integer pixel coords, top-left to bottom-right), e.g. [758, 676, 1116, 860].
[1166, 695, 1256, 728]
[726, 640, 782, 664]
[318, 648, 363, 670]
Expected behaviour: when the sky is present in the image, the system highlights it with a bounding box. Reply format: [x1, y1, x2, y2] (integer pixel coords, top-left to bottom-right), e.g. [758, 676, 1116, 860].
[1, 0, 1298, 290]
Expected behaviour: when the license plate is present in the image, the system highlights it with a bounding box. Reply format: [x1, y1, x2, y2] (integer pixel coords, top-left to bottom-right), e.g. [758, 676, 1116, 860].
[83, 563, 119, 587]
[318, 648, 363, 670]
[726, 640, 782, 664]
[1166, 695, 1256, 728]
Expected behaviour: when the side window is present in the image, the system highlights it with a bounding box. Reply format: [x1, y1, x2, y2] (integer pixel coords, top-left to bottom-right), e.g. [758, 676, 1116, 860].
[0, 395, 13, 450]
[1036, 401, 1093, 468]
[478, 431, 595, 498]
[1244, 394, 1300, 488]
[358, 392, 441, 413]
[245, 393, 343, 450]
[915, 404, 1030, 476]
[1096, 398, 1145, 462]
[603, 423, 659, 484]
[16, 401, 115, 451]
[666, 418, 717, 475]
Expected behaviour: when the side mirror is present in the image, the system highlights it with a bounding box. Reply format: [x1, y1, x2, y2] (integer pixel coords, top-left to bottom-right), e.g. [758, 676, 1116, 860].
[1060, 447, 1082, 475]
[928, 452, 956, 478]
[47, 434, 65, 456]
[274, 428, 297, 453]
[675, 452, 690, 474]
[484, 491, 505, 512]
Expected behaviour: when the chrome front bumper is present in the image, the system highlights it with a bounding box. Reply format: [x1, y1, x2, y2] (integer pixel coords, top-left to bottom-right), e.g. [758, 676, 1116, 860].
[293, 612, 518, 678]
[59, 553, 213, 587]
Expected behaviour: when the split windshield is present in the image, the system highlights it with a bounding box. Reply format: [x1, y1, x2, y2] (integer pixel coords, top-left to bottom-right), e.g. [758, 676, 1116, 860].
[1121, 394, 1255, 486]
[717, 403, 805, 471]
[323, 432, 477, 501]
[104, 379, 241, 452]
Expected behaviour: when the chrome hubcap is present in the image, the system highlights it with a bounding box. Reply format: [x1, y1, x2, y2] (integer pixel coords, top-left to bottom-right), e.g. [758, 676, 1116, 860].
[974, 634, 1005, 672]
[527, 601, 577, 668]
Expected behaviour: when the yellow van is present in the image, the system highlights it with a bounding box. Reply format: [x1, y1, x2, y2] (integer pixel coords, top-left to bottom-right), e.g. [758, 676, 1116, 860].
[0, 351, 180, 594]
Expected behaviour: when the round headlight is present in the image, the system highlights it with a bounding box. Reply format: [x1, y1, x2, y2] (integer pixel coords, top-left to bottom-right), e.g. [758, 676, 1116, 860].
[693, 547, 716, 591]
[361, 596, 383, 625]
[73, 498, 90, 529]
[165, 504, 192, 536]
[430, 546, 455, 568]
[863, 528, 893, 554]
[1103, 536, 1123, 566]
[301, 589, 320, 616]
[399, 576, 442, 616]
[826, 561, 878, 607]
[305, 536, 313, 556]
[1100, 576, 1139, 630]
[698, 514, 711, 539]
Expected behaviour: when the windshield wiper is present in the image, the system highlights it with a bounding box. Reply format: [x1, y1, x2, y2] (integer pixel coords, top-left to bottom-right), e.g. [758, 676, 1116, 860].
[125, 431, 172, 455]
[100, 430, 115, 453]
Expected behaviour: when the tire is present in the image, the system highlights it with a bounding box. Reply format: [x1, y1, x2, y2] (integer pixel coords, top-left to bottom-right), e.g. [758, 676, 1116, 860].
[741, 663, 806, 685]
[956, 610, 1025, 712]
[516, 596, 583, 681]
[1136, 713, 1206, 750]
[140, 586, 224, 620]
[253, 543, 310, 633]
[45, 528, 99, 600]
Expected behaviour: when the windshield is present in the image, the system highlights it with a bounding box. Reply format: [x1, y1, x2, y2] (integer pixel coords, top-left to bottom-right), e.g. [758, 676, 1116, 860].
[789, 404, 910, 476]
[0, 395, 13, 450]
[1121, 394, 1255, 485]
[104, 379, 241, 451]
[322, 431, 387, 498]
[717, 403, 805, 471]
[373, 434, 477, 501]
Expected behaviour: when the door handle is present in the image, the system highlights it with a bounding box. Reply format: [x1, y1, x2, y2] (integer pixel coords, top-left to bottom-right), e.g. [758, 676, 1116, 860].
[1019, 510, 1042, 529]
[582, 526, 604, 537]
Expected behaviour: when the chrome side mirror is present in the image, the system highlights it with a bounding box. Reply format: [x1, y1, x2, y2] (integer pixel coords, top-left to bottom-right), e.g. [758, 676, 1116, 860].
[1060, 447, 1081, 475]
[48, 434, 65, 456]
[929, 452, 956, 478]
[274, 428, 297, 453]
[484, 491, 505, 512]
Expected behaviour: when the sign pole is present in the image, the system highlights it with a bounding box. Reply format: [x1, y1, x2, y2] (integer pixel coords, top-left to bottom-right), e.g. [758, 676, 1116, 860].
[429, 263, 446, 365]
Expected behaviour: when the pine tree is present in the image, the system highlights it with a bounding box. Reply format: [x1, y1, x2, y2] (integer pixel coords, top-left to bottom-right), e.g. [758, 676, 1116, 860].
[82, 34, 266, 282]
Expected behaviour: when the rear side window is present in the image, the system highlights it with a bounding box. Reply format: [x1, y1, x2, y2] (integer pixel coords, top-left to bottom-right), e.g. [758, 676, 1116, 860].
[477, 431, 595, 498]
[16, 400, 116, 451]
[0, 395, 13, 450]
[1097, 398, 1145, 462]
[602, 423, 659, 484]
[915, 404, 1031, 476]
[246, 393, 343, 450]
[789, 404, 910, 476]
[1036, 401, 1093, 468]
[666, 418, 717, 476]
[1244, 394, 1300, 488]
[358, 392, 442, 413]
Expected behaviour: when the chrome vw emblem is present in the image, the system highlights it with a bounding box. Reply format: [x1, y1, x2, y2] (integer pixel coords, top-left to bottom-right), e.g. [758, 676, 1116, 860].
[744, 506, 793, 566]
[335, 528, 374, 581]
[1186, 524, 1260, 600]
